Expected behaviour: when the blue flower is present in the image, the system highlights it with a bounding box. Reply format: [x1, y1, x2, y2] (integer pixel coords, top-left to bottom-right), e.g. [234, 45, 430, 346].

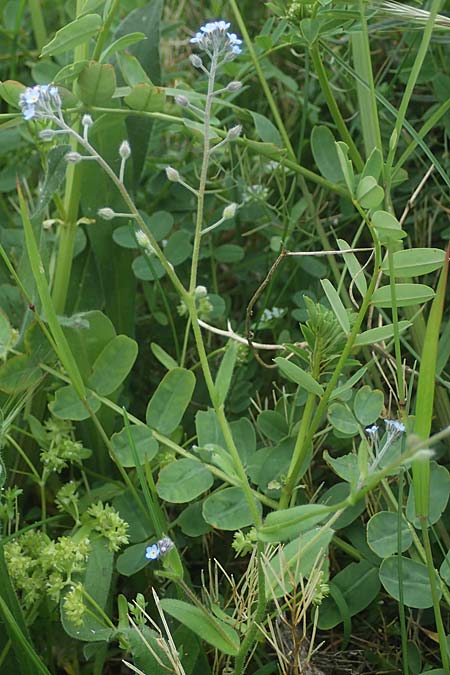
[384, 419, 405, 435]
[145, 537, 175, 562]
[190, 20, 242, 58]
[365, 424, 379, 437]
[145, 544, 161, 561]
[19, 84, 61, 121]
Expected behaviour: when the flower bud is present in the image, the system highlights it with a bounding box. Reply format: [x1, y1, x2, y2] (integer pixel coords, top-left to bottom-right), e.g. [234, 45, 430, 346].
[39, 129, 56, 141]
[82, 114, 93, 128]
[226, 80, 242, 92]
[165, 166, 181, 182]
[65, 151, 82, 164]
[222, 203, 237, 220]
[97, 207, 115, 220]
[119, 140, 131, 159]
[175, 94, 189, 107]
[195, 285, 208, 298]
[135, 229, 150, 247]
[190, 54, 203, 69]
[227, 125, 242, 140]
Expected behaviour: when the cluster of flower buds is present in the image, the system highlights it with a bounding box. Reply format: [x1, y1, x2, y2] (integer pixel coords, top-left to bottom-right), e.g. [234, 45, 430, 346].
[145, 537, 175, 562]
[190, 20, 242, 58]
[19, 84, 61, 121]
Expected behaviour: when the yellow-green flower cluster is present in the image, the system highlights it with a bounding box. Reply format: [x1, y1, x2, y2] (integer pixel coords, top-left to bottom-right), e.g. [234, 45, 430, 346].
[63, 583, 86, 627]
[4, 531, 91, 609]
[87, 501, 129, 552]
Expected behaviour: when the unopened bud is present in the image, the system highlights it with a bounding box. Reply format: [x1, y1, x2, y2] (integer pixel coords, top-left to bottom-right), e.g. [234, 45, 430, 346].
[222, 203, 237, 220]
[39, 129, 56, 141]
[175, 94, 189, 107]
[65, 151, 82, 164]
[195, 285, 208, 298]
[82, 114, 93, 128]
[119, 140, 131, 159]
[227, 125, 242, 140]
[97, 207, 115, 220]
[135, 229, 151, 248]
[226, 81, 242, 92]
[190, 54, 203, 69]
[165, 166, 181, 182]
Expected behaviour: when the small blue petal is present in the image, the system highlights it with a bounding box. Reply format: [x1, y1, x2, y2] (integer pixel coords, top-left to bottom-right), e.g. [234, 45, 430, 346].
[145, 544, 161, 560]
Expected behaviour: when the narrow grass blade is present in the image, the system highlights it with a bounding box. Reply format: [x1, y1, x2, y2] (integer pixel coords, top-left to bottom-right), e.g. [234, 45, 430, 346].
[413, 247, 449, 518]
[17, 182, 86, 399]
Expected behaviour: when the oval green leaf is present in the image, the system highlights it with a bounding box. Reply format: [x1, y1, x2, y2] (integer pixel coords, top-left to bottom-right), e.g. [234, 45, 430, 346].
[157, 459, 213, 504]
[76, 62, 116, 105]
[367, 511, 413, 558]
[311, 126, 343, 183]
[354, 320, 411, 347]
[202, 487, 261, 530]
[381, 248, 445, 278]
[379, 555, 440, 608]
[146, 368, 195, 435]
[87, 335, 138, 396]
[111, 425, 158, 467]
[328, 402, 359, 436]
[371, 283, 435, 308]
[353, 386, 384, 426]
[318, 560, 380, 629]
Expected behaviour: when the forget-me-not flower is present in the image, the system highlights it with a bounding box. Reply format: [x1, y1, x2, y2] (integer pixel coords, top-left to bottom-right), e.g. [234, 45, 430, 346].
[190, 20, 242, 57]
[19, 84, 61, 121]
[145, 537, 175, 562]
[145, 544, 161, 561]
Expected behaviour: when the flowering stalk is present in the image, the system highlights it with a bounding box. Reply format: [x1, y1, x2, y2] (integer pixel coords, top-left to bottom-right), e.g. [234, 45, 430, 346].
[19, 84, 186, 300]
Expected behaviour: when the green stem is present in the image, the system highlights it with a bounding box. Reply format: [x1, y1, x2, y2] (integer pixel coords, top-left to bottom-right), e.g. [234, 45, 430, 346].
[280, 206, 381, 505]
[310, 44, 363, 172]
[421, 519, 450, 672]
[397, 468, 409, 675]
[280, 354, 321, 509]
[387, 245, 405, 403]
[189, 307, 262, 526]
